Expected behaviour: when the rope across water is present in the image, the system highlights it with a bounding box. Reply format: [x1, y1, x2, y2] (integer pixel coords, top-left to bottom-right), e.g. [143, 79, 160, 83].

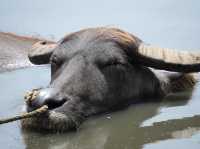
[0, 89, 48, 125]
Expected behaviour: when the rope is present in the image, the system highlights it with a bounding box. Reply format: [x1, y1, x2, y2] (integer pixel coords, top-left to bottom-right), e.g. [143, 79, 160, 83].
[0, 105, 48, 124]
[0, 89, 48, 125]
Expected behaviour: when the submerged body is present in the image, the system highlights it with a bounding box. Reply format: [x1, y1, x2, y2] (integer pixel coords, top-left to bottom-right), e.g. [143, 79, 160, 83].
[3, 27, 198, 132]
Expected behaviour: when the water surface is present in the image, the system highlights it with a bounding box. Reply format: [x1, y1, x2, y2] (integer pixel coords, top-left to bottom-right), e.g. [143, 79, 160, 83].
[1, 67, 200, 149]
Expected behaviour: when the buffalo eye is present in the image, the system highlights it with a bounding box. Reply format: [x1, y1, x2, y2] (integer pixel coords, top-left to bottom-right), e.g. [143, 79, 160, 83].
[100, 59, 127, 69]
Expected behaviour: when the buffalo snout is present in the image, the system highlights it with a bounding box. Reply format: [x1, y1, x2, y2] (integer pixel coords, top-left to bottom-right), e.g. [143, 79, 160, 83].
[26, 88, 67, 112]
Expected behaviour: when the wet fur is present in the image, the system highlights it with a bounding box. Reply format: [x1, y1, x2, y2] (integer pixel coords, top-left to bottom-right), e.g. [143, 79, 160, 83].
[21, 27, 199, 132]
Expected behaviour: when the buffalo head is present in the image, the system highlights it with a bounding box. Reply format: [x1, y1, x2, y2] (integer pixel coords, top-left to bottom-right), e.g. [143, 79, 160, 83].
[21, 27, 200, 132]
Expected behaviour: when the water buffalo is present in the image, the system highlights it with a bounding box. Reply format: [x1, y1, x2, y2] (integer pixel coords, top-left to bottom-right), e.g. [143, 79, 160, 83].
[21, 27, 199, 132]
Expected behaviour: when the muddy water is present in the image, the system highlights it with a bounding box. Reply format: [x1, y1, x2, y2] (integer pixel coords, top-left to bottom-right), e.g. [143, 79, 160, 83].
[0, 67, 200, 149]
[0, 0, 200, 148]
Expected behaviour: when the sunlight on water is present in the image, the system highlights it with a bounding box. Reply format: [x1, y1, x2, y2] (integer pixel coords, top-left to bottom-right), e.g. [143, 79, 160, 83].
[143, 131, 200, 149]
[142, 84, 200, 127]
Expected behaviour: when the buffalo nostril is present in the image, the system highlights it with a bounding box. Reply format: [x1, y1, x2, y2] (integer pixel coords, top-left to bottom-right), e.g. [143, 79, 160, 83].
[44, 98, 67, 110]
[41, 41, 47, 45]
[26, 88, 69, 111]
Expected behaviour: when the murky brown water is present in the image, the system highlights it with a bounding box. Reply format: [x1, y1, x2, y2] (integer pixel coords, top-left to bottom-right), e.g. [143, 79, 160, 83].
[0, 0, 200, 148]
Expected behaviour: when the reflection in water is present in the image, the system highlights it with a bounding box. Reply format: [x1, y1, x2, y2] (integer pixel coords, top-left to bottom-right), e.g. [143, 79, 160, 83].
[20, 95, 200, 149]
[141, 90, 197, 126]
[0, 64, 200, 149]
[144, 128, 200, 149]
[172, 127, 200, 139]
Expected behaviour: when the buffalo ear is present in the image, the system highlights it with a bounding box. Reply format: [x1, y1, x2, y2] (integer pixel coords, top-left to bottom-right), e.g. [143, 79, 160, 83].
[28, 41, 57, 65]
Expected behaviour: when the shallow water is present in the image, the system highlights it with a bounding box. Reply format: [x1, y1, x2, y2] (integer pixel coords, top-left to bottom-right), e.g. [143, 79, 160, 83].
[0, 0, 200, 148]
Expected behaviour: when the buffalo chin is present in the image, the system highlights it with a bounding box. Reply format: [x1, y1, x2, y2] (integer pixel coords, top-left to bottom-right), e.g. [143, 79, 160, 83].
[20, 110, 77, 133]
